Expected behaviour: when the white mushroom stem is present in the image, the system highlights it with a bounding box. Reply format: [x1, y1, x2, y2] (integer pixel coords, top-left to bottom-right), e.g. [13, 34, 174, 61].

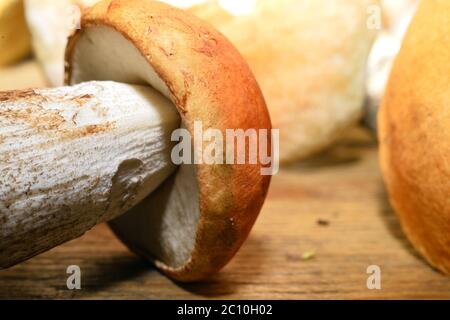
[0, 81, 180, 268]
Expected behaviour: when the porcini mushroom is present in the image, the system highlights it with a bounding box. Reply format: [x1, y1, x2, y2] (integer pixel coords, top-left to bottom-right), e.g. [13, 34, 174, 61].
[379, 0, 450, 275]
[0, 0, 272, 282]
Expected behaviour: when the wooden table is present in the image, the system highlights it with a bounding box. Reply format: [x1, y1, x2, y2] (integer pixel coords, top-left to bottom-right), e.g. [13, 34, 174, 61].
[1, 122, 449, 299]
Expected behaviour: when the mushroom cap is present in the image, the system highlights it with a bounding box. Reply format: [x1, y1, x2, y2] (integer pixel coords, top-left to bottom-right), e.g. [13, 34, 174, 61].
[379, 0, 450, 274]
[65, 0, 272, 281]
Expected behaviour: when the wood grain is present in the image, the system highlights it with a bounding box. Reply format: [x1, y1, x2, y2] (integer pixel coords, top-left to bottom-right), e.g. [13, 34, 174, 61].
[1, 126, 449, 299]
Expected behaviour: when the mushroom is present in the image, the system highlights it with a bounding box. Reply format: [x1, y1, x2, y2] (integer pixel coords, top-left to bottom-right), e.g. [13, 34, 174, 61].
[0, 0, 272, 282]
[0, 0, 31, 66]
[379, 0, 450, 275]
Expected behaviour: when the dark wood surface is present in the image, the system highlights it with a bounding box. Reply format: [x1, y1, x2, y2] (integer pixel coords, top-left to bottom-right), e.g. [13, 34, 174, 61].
[1, 127, 449, 299]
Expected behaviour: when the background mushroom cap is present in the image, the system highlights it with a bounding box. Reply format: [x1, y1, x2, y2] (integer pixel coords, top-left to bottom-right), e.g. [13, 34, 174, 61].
[189, 0, 378, 163]
[379, 0, 450, 275]
[0, 0, 31, 66]
[66, 0, 272, 281]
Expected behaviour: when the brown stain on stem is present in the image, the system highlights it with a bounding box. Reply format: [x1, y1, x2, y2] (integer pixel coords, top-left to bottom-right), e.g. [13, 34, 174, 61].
[0, 89, 37, 102]
[0, 90, 116, 140]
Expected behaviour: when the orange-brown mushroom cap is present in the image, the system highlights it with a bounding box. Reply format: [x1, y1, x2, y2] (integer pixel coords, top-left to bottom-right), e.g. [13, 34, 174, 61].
[65, 0, 272, 281]
[379, 0, 450, 275]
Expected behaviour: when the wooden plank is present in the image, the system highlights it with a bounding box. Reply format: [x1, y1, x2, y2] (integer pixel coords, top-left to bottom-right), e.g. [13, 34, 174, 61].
[0, 127, 448, 299]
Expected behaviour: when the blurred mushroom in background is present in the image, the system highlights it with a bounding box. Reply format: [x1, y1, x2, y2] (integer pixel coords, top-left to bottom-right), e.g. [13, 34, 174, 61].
[189, 0, 379, 163]
[364, 0, 420, 133]
[0, 0, 31, 67]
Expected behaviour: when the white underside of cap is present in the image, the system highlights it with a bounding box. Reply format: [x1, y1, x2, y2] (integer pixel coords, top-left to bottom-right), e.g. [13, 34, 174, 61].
[69, 25, 200, 268]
